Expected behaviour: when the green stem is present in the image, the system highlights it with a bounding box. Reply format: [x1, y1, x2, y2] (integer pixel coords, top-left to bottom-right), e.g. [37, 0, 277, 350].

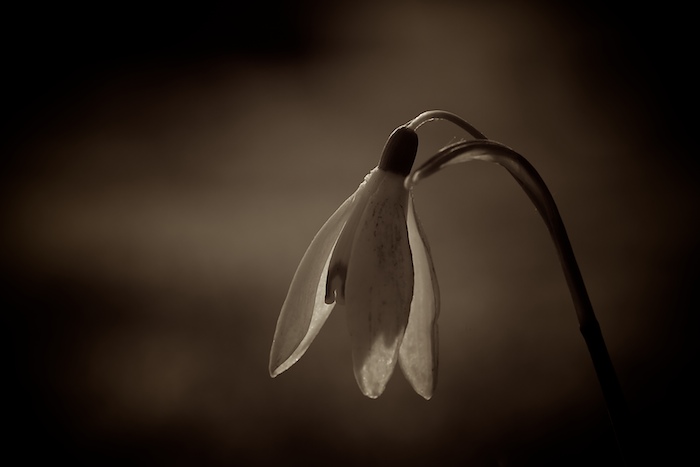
[405, 110, 487, 139]
[407, 138, 631, 464]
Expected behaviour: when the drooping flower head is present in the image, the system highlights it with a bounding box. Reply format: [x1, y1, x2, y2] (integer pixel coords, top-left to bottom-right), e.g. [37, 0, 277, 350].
[269, 126, 439, 399]
[269, 110, 629, 460]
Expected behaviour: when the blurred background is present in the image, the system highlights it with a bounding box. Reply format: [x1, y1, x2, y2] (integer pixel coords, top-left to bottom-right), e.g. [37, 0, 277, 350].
[3, 1, 696, 465]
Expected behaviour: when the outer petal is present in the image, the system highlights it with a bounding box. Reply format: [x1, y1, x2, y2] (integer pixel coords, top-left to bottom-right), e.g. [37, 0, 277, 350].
[325, 168, 382, 304]
[269, 195, 354, 377]
[399, 194, 440, 399]
[344, 172, 414, 398]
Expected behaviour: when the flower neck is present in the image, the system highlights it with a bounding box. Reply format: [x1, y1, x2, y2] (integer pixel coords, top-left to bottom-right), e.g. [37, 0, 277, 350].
[378, 127, 418, 176]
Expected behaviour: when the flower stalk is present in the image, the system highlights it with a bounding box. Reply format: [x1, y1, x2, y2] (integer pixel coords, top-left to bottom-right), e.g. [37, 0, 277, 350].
[406, 111, 631, 464]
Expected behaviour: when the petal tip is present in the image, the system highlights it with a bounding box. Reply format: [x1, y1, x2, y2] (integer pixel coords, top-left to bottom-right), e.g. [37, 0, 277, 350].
[269, 352, 299, 379]
[360, 386, 383, 399]
[268, 358, 282, 378]
[355, 370, 391, 399]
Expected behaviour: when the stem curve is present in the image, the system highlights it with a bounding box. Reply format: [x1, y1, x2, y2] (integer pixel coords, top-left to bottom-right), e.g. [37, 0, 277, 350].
[405, 110, 488, 139]
[408, 139, 631, 464]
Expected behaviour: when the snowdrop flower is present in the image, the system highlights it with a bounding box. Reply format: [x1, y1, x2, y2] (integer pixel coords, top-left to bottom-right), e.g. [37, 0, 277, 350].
[269, 127, 439, 399]
[269, 108, 629, 459]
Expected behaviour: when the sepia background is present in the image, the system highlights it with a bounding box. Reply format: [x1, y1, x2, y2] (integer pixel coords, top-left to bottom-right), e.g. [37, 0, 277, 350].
[4, 1, 696, 465]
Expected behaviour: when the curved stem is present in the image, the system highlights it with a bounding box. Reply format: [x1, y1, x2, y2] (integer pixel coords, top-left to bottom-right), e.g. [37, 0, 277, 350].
[405, 110, 488, 139]
[408, 140, 631, 464]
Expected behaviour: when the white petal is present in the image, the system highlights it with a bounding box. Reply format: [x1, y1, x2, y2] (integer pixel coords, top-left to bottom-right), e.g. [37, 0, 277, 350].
[269, 195, 354, 377]
[345, 172, 413, 398]
[399, 194, 440, 399]
[325, 168, 381, 305]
